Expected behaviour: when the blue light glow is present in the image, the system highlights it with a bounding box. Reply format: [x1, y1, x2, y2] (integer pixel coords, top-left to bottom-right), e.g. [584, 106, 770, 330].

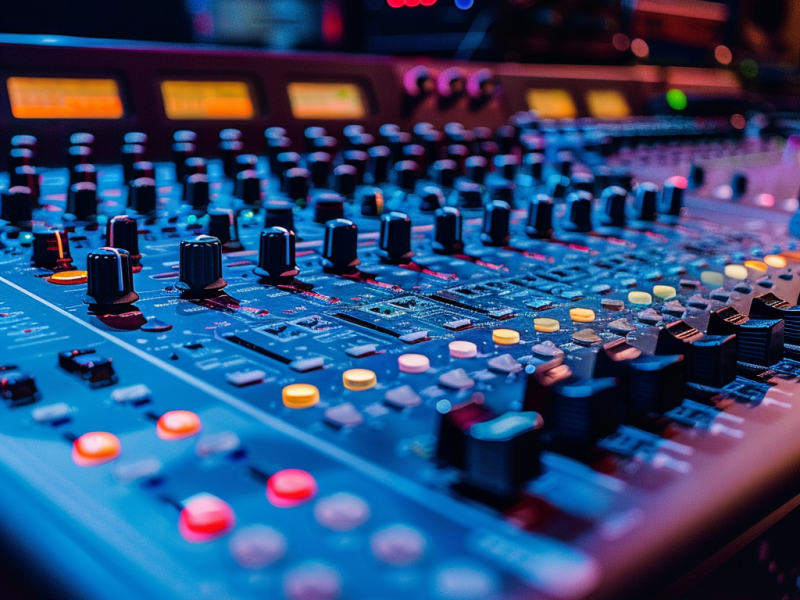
[455, 0, 474, 9]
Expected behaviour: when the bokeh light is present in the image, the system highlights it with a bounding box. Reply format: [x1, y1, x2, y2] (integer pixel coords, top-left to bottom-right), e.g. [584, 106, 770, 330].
[714, 45, 733, 65]
[612, 33, 630, 52]
[730, 114, 746, 129]
[741, 59, 759, 78]
[630, 38, 649, 58]
[666, 89, 688, 111]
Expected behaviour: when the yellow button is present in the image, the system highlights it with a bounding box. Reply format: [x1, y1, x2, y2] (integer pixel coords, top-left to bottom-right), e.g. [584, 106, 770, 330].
[653, 285, 677, 300]
[628, 291, 652, 305]
[72, 431, 121, 467]
[282, 383, 320, 409]
[534, 318, 560, 333]
[764, 254, 787, 269]
[157, 410, 202, 441]
[449, 340, 477, 359]
[398, 354, 430, 374]
[569, 308, 595, 323]
[48, 270, 88, 285]
[492, 329, 520, 345]
[343, 369, 377, 391]
[701, 270, 724, 286]
[724, 264, 748, 280]
[744, 260, 767, 273]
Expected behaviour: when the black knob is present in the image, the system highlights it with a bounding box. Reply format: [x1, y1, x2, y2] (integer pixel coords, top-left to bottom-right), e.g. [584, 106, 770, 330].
[447, 144, 469, 173]
[220, 128, 241, 142]
[0, 186, 33, 225]
[9, 148, 34, 170]
[522, 153, 544, 182]
[394, 160, 418, 192]
[123, 132, 147, 146]
[488, 180, 515, 205]
[402, 144, 426, 171]
[177, 236, 227, 297]
[556, 151, 573, 177]
[84, 247, 139, 307]
[494, 155, 519, 181]
[32, 229, 73, 270]
[387, 132, 412, 163]
[105, 215, 141, 270]
[631, 183, 658, 222]
[304, 126, 327, 153]
[688, 163, 704, 188]
[70, 133, 95, 148]
[378, 211, 413, 264]
[254, 227, 300, 284]
[208, 209, 240, 248]
[235, 154, 259, 175]
[367, 146, 391, 184]
[419, 186, 445, 212]
[546, 175, 570, 201]
[184, 157, 207, 180]
[122, 144, 145, 182]
[66, 182, 97, 220]
[185, 173, 210, 211]
[433, 207, 464, 255]
[563, 191, 593, 233]
[430, 160, 457, 188]
[235, 170, 261, 205]
[334, 164, 358, 197]
[282, 167, 310, 203]
[220, 140, 244, 179]
[659, 179, 683, 219]
[321, 219, 360, 275]
[267, 136, 291, 175]
[480, 200, 511, 246]
[465, 155, 487, 184]
[571, 173, 595, 194]
[496, 125, 516, 155]
[264, 201, 295, 231]
[379, 123, 400, 144]
[313, 136, 338, 153]
[13, 166, 40, 201]
[525, 194, 553, 239]
[67, 145, 92, 169]
[548, 377, 621, 457]
[11, 135, 37, 156]
[656, 320, 737, 388]
[172, 142, 195, 181]
[276, 152, 301, 186]
[731, 172, 748, 198]
[359, 187, 384, 217]
[174, 130, 197, 144]
[307, 152, 332, 189]
[343, 150, 368, 183]
[315, 193, 346, 224]
[132, 161, 155, 181]
[452, 181, 483, 209]
[127, 177, 157, 215]
[708, 306, 784, 367]
[599, 186, 627, 228]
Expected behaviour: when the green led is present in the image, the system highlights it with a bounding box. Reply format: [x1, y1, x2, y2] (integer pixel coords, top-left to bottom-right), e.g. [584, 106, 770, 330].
[242, 210, 254, 220]
[741, 59, 759, 79]
[666, 89, 688, 111]
[187, 214, 197, 225]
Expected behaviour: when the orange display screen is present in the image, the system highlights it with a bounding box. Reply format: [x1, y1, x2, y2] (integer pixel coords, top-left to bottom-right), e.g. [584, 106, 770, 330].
[586, 90, 631, 118]
[161, 81, 255, 120]
[525, 89, 577, 119]
[287, 82, 367, 120]
[7, 77, 124, 119]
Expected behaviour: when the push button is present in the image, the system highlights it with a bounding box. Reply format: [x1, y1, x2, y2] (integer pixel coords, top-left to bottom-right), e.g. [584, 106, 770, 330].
[72, 432, 121, 467]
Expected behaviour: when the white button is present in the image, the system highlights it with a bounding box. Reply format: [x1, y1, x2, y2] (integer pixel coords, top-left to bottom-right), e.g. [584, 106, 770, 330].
[283, 562, 342, 600]
[314, 492, 370, 532]
[371, 524, 426, 566]
[229, 525, 287, 569]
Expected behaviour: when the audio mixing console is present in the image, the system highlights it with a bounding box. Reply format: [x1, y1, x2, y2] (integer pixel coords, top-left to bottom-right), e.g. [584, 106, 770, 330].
[2, 34, 800, 600]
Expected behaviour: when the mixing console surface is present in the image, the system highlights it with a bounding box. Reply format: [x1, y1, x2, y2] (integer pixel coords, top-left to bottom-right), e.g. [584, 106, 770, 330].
[4, 36, 800, 600]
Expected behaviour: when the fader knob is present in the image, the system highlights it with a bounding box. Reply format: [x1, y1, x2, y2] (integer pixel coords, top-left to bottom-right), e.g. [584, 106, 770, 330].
[563, 191, 593, 233]
[632, 183, 658, 222]
[600, 186, 627, 228]
[105, 216, 141, 270]
[235, 170, 261, 205]
[480, 200, 511, 246]
[185, 174, 210, 211]
[321, 219, 360, 275]
[367, 146, 391, 184]
[659, 179, 684, 219]
[254, 227, 300, 284]
[525, 194, 553, 239]
[378, 211, 413, 264]
[208, 209, 240, 247]
[84, 247, 139, 307]
[177, 236, 227, 297]
[66, 182, 98, 220]
[433, 207, 464, 255]
[32, 229, 73, 270]
[128, 177, 157, 215]
[264, 201, 295, 231]
[0, 186, 33, 225]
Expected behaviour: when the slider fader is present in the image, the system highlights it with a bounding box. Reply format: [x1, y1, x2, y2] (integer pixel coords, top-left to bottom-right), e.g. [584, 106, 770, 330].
[4, 35, 800, 600]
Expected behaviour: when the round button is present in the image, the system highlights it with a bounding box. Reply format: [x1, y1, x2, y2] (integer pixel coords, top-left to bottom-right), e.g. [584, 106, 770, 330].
[342, 369, 377, 391]
[283, 384, 320, 409]
[313, 492, 370, 532]
[72, 432, 121, 467]
[267, 469, 318, 508]
[628, 291, 653, 305]
[283, 562, 342, 600]
[48, 270, 88, 285]
[371, 523, 426, 566]
[157, 410, 202, 441]
[653, 285, 677, 300]
[178, 493, 235, 543]
[449, 341, 477, 359]
[492, 328, 520, 345]
[229, 525, 287, 569]
[534, 318, 560, 333]
[724, 264, 748, 280]
[398, 354, 430, 374]
[569, 308, 595, 323]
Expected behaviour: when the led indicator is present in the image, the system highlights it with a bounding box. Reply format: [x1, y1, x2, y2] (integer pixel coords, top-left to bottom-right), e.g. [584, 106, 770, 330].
[666, 89, 688, 111]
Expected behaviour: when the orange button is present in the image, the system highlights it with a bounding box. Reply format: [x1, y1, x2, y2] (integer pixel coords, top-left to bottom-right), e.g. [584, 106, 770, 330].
[178, 493, 236, 543]
[267, 469, 318, 508]
[72, 431, 121, 467]
[157, 410, 202, 441]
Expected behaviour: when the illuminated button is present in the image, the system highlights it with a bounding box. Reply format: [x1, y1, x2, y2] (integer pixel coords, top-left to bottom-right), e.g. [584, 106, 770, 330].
[47, 270, 88, 285]
[569, 308, 595, 323]
[284, 562, 342, 600]
[178, 493, 235, 543]
[342, 368, 377, 391]
[492, 328, 520, 345]
[398, 353, 430, 374]
[701, 270, 724, 286]
[653, 285, 677, 300]
[282, 383, 320, 409]
[534, 318, 560, 333]
[156, 410, 202, 441]
[724, 264, 748, 280]
[764, 255, 787, 268]
[267, 469, 318, 508]
[744, 260, 767, 273]
[449, 340, 477, 359]
[371, 524, 426, 566]
[72, 432, 121, 466]
[628, 291, 652, 305]
[313, 492, 370, 532]
[229, 525, 287, 569]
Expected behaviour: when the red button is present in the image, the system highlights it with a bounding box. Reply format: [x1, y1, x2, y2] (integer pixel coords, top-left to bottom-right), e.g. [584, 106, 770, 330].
[72, 432, 121, 467]
[178, 493, 235, 543]
[157, 410, 202, 441]
[267, 469, 318, 508]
